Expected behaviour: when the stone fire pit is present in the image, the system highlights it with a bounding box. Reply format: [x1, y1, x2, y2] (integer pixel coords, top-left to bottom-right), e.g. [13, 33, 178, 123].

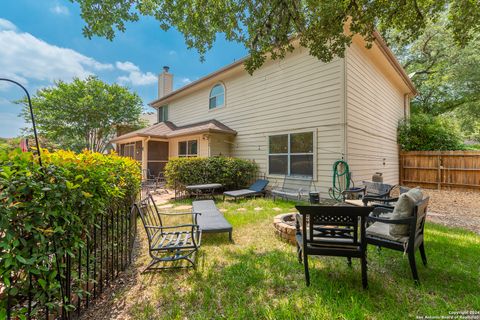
[273, 213, 297, 245]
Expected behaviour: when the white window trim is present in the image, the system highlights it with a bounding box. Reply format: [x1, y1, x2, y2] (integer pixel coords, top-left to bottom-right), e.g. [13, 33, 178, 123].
[178, 140, 199, 157]
[208, 82, 226, 111]
[266, 130, 317, 181]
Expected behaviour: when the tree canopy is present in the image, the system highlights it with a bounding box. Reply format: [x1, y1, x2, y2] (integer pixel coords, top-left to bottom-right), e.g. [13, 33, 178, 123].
[72, 0, 479, 73]
[21, 76, 144, 153]
[384, 12, 480, 145]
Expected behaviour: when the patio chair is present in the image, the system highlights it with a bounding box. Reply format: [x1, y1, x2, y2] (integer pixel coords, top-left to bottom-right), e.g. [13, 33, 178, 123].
[342, 181, 396, 206]
[134, 194, 202, 272]
[272, 176, 314, 202]
[154, 171, 169, 194]
[295, 205, 374, 288]
[223, 179, 269, 201]
[363, 186, 411, 210]
[366, 191, 429, 283]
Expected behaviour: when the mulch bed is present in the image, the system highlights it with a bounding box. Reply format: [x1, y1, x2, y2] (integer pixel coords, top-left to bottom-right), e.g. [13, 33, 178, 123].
[423, 189, 480, 235]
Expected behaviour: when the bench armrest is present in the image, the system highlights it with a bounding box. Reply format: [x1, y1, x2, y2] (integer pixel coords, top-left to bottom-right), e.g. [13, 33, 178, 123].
[160, 212, 201, 216]
[145, 224, 200, 230]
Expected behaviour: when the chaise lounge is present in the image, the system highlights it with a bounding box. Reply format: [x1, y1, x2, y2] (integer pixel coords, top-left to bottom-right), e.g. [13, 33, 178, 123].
[223, 179, 269, 201]
[192, 200, 233, 241]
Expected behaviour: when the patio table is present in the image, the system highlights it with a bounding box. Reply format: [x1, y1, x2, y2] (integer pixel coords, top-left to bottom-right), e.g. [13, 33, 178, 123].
[186, 183, 223, 200]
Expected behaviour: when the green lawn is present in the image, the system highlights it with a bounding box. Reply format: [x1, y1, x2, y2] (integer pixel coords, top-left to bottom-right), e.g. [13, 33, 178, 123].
[117, 198, 479, 319]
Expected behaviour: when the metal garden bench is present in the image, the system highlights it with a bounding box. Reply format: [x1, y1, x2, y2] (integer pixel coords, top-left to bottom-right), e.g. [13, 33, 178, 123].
[134, 194, 202, 272]
[272, 176, 314, 201]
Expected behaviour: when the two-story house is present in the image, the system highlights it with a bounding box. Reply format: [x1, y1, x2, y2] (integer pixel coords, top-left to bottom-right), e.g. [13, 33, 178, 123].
[112, 32, 416, 195]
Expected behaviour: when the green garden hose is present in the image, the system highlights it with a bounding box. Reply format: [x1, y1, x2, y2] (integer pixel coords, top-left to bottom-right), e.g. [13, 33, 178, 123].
[329, 160, 351, 201]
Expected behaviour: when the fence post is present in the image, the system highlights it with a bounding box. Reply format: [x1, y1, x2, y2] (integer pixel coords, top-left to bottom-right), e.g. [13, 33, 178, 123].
[399, 151, 403, 185]
[437, 154, 441, 190]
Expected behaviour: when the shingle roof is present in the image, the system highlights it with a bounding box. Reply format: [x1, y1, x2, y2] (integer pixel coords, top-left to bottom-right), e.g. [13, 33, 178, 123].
[111, 119, 236, 143]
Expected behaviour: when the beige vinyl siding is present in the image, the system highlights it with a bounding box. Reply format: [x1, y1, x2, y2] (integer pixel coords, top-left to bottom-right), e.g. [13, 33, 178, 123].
[209, 133, 232, 157]
[345, 41, 405, 185]
[167, 46, 345, 195]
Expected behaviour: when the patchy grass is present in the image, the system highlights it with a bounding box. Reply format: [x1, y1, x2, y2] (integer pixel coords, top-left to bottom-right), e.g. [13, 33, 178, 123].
[88, 198, 480, 320]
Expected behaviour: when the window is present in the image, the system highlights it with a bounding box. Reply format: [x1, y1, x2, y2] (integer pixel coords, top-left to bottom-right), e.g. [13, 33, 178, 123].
[268, 132, 314, 177]
[178, 140, 198, 157]
[121, 143, 135, 159]
[158, 105, 168, 122]
[209, 83, 225, 109]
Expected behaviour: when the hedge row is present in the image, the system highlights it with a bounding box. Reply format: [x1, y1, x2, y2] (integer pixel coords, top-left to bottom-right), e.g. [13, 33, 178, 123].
[0, 149, 140, 318]
[164, 156, 258, 190]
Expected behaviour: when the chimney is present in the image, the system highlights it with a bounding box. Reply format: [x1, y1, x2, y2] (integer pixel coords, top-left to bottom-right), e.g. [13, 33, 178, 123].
[158, 66, 173, 98]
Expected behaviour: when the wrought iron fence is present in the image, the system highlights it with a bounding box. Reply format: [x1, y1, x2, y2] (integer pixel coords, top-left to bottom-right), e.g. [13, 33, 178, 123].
[4, 203, 137, 320]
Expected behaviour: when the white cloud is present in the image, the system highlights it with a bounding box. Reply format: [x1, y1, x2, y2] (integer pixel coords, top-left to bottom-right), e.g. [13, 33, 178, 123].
[0, 20, 113, 86]
[0, 18, 17, 31]
[115, 61, 157, 86]
[50, 5, 70, 15]
[181, 77, 192, 85]
[169, 50, 177, 56]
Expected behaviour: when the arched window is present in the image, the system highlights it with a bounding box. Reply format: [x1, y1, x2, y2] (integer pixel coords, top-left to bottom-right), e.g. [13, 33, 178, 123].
[209, 83, 225, 109]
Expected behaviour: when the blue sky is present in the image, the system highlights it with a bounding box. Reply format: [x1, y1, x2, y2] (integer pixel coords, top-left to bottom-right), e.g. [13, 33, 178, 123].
[0, 0, 247, 138]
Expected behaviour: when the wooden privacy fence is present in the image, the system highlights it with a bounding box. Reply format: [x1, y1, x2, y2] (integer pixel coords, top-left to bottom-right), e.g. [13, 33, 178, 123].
[400, 151, 480, 191]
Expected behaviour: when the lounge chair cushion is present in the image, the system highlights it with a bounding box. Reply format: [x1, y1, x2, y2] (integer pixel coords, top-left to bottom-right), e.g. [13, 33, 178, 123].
[224, 189, 257, 198]
[389, 188, 423, 237]
[192, 200, 232, 233]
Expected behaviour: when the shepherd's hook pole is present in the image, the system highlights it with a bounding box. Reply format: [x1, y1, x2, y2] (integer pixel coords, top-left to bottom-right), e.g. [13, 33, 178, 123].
[0, 78, 42, 166]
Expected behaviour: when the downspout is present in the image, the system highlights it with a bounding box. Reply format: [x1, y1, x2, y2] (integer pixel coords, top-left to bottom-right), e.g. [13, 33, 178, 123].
[403, 94, 410, 119]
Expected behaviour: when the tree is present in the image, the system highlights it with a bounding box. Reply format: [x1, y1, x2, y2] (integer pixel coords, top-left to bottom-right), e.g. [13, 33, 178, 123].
[397, 113, 465, 151]
[383, 15, 480, 116]
[383, 13, 480, 143]
[71, 0, 479, 73]
[21, 76, 144, 153]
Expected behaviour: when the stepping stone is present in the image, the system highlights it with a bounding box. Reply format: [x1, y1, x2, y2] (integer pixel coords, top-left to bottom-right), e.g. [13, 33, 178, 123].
[237, 208, 247, 212]
[254, 207, 263, 211]
[273, 207, 282, 212]
[219, 208, 227, 213]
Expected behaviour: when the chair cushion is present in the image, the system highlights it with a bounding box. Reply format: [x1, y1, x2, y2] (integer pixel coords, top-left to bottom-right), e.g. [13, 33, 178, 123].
[389, 188, 423, 237]
[367, 222, 409, 243]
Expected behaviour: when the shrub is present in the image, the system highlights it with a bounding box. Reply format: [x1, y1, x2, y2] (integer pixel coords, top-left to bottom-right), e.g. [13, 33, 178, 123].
[0, 149, 140, 318]
[398, 113, 465, 151]
[164, 156, 258, 190]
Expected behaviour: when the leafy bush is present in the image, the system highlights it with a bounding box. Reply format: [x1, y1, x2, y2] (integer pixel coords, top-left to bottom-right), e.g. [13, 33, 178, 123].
[164, 157, 258, 190]
[0, 149, 140, 318]
[398, 113, 465, 151]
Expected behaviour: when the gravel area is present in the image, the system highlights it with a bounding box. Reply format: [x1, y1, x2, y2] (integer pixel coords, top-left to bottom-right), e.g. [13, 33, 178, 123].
[423, 189, 480, 234]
